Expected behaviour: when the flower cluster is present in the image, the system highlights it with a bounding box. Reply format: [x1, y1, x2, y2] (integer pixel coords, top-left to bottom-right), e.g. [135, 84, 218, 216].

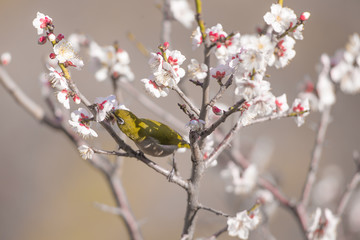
[89, 41, 134, 82]
[227, 208, 261, 239]
[141, 43, 186, 98]
[330, 33, 360, 94]
[221, 162, 258, 195]
[308, 208, 340, 240]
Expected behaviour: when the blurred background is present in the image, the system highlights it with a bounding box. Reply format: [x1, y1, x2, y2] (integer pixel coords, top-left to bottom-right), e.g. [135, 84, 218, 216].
[1, 0, 360, 239]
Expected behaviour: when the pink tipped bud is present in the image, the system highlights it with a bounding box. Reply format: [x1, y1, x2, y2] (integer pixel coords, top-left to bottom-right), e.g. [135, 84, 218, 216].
[48, 33, 56, 42]
[49, 53, 56, 59]
[73, 95, 81, 104]
[1, 52, 11, 65]
[300, 12, 310, 21]
[163, 41, 170, 49]
[57, 34, 65, 41]
[38, 36, 47, 45]
[212, 106, 223, 116]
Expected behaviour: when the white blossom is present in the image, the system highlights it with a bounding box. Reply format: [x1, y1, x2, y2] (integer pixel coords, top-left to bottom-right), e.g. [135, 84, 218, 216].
[169, 0, 194, 29]
[69, 108, 98, 138]
[273, 36, 296, 68]
[317, 54, 336, 110]
[274, 94, 289, 114]
[221, 162, 258, 195]
[191, 27, 203, 50]
[94, 95, 118, 122]
[308, 208, 340, 240]
[291, 98, 310, 127]
[187, 58, 208, 81]
[141, 77, 169, 98]
[1, 52, 11, 65]
[78, 145, 94, 160]
[32, 12, 52, 35]
[263, 4, 297, 34]
[227, 209, 261, 239]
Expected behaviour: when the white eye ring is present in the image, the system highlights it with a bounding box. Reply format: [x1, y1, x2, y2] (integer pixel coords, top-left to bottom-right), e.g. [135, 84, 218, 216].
[117, 118, 125, 125]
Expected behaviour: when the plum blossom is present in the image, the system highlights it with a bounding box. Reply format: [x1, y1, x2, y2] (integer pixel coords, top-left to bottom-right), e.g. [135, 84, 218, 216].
[57, 88, 80, 109]
[291, 98, 310, 127]
[210, 64, 231, 82]
[263, 4, 297, 34]
[316, 54, 336, 111]
[69, 108, 98, 138]
[308, 208, 339, 240]
[274, 94, 289, 114]
[248, 91, 276, 117]
[147, 48, 186, 88]
[68, 33, 89, 52]
[78, 145, 94, 160]
[240, 34, 275, 66]
[273, 36, 296, 68]
[169, 0, 194, 29]
[53, 41, 84, 69]
[48, 66, 67, 88]
[187, 58, 208, 81]
[141, 77, 169, 98]
[89, 41, 134, 81]
[94, 95, 118, 122]
[330, 33, 360, 94]
[32, 12, 52, 35]
[227, 208, 261, 239]
[235, 75, 271, 101]
[221, 162, 258, 195]
[191, 27, 203, 50]
[0, 52, 11, 65]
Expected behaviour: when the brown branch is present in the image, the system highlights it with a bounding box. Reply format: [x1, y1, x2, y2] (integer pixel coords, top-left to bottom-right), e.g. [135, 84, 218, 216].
[172, 84, 200, 117]
[208, 74, 234, 107]
[301, 106, 332, 208]
[0, 66, 145, 240]
[337, 152, 360, 216]
[201, 98, 246, 140]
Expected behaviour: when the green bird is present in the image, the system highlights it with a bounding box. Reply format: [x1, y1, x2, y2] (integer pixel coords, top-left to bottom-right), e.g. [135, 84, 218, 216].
[113, 109, 190, 157]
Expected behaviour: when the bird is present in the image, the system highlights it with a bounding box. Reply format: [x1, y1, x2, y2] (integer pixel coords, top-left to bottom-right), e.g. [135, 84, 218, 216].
[113, 109, 190, 157]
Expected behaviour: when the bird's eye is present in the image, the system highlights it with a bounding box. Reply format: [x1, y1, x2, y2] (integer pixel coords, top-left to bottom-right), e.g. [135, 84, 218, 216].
[117, 117, 125, 125]
[113, 113, 125, 125]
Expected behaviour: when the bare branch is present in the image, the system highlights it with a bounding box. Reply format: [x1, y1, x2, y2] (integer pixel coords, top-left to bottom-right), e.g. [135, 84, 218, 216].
[337, 151, 360, 216]
[301, 106, 332, 207]
[94, 202, 125, 216]
[198, 204, 230, 217]
[172, 84, 200, 117]
[201, 98, 246, 140]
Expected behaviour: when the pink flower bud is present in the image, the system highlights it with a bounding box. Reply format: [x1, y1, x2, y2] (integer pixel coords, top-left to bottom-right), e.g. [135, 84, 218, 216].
[38, 36, 47, 45]
[212, 106, 223, 116]
[73, 95, 81, 104]
[1, 52, 11, 65]
[49, 53, 56, 59]
[300, 12, 310, 21]
[163, 41, 170, 49]
[57, 34, 65, 41]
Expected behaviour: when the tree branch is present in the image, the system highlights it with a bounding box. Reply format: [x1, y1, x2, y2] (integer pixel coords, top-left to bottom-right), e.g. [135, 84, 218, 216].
[301, 106, 332, 208]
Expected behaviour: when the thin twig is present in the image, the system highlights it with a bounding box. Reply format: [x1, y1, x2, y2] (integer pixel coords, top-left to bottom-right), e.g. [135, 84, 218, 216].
[93, 148, 130, 157]
[208, 74, 234, 107]
[198, 204, 230, 217]
[301, 106, 332, 207]
[94, 202, 125, 216]
[201, 98, 246, 141]
[172, 84, 200, 117]
[337, 151, 360, 216]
